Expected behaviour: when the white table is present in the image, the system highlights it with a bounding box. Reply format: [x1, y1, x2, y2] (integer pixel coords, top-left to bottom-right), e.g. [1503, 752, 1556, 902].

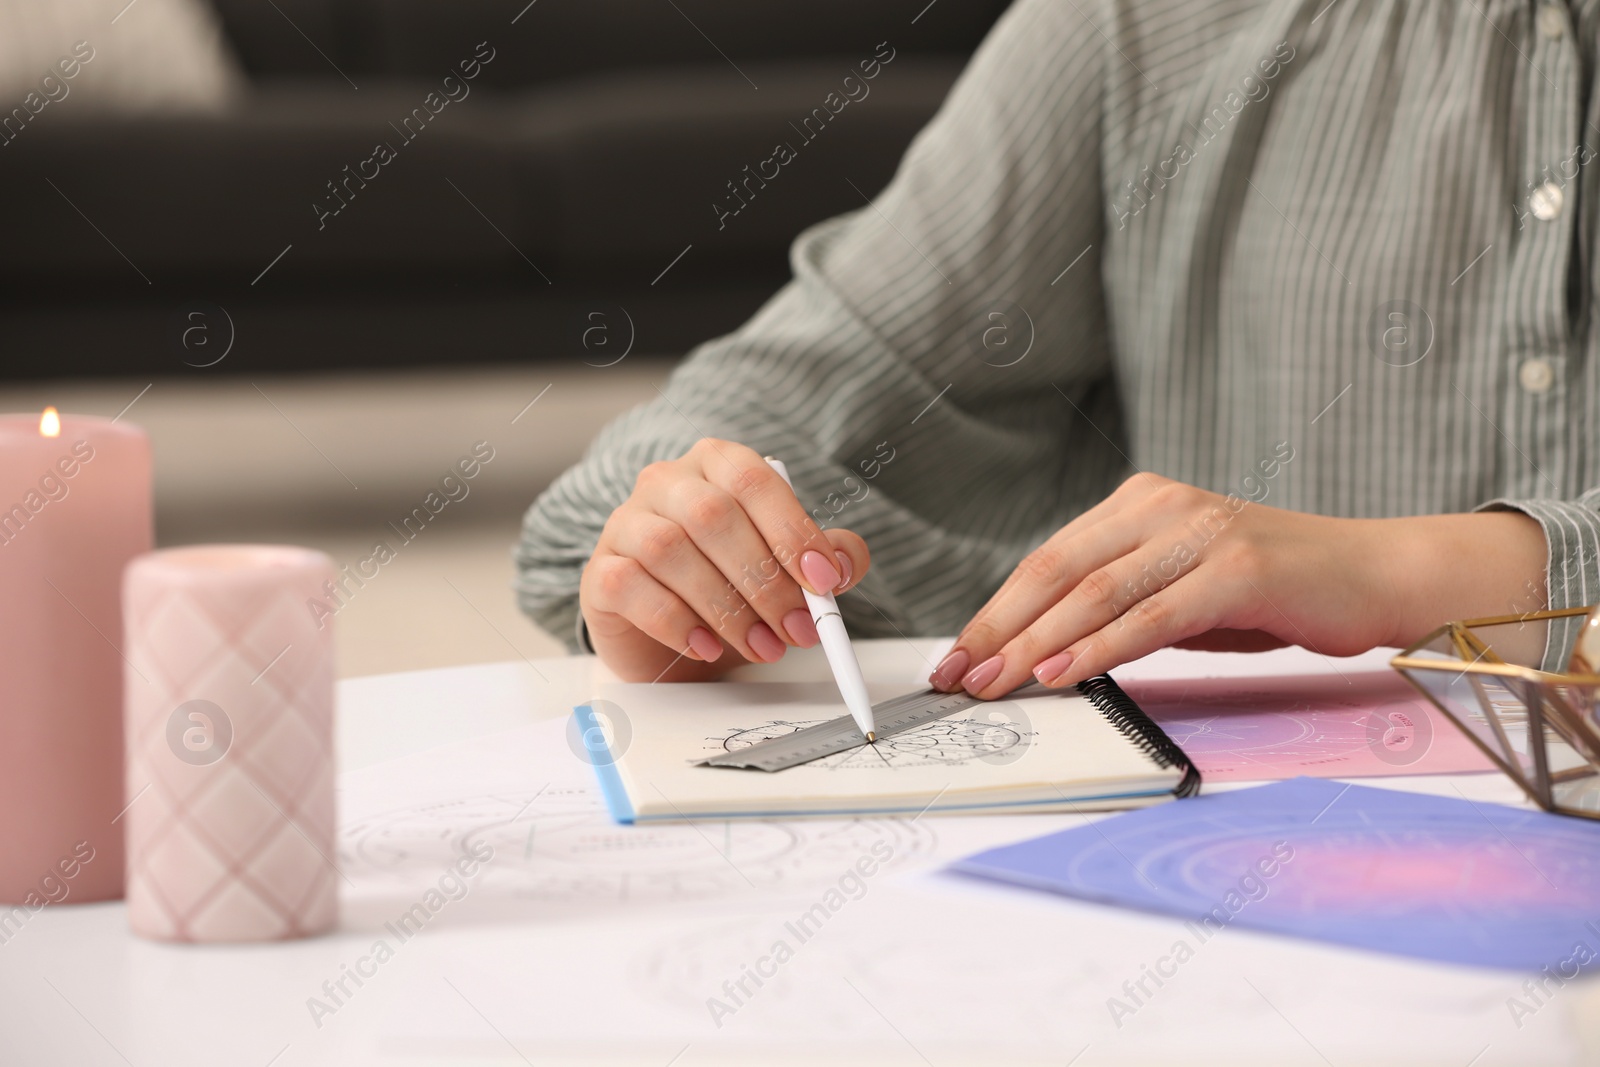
[3, 640, 1596, 1066]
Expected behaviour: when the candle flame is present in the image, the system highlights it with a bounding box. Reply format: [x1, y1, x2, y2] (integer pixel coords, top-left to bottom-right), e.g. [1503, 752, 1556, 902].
[39, 407, 60, 438]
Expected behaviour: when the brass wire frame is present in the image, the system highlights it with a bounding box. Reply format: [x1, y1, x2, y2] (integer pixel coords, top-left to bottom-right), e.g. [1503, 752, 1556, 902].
[1391, 606, 1600, 819]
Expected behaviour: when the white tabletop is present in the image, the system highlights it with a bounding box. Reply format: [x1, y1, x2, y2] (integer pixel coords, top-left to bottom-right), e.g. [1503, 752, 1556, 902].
[4, 640, 1597, 1066]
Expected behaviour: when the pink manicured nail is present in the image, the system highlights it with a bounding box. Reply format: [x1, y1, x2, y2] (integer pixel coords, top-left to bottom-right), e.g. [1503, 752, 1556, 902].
[687, 626, 723, 662]
[1033, 649, 1074, 685]
[835, 551, 853, 589]
[961, 654, 1004, 694]
[929, 648, 970, 691]
[800, 550, 842, 593]
[746, 621, 787, 663]
[782, 608, 819, 647]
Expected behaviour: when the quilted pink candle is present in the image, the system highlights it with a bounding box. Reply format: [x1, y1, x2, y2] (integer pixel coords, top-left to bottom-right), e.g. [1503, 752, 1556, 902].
[0, 409, 150, 907]
[122, 545, 338, 942]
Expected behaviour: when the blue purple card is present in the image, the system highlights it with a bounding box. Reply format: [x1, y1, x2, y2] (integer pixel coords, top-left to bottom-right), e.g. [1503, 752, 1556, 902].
[953, 777, 1600, 972]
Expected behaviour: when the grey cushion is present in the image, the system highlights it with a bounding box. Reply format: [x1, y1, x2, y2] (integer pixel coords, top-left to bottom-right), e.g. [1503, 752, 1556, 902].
[0, 82, 527, 279]
[0, 59, 961, 282]
[506, 58, 964, 269]
[366, 0, 1010, 87]
[207, 0, 354, 77]
[207, 0, 1009, 83]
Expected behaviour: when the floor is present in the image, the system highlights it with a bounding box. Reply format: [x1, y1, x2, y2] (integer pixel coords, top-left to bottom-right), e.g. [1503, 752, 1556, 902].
[1, 360, 675, 676]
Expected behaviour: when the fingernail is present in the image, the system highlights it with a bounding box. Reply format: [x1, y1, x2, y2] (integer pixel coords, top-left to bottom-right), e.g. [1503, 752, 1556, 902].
[782, 608, 819, 648]
[687, 626, 723, 662]
[835, 550, 853, 589]
[961, 654, 1004, 694]
[1033, 649, 1074, 685]
[800, 550, 843, 593]
[746, 621, 787, 663]
[929, 648, 970, 691]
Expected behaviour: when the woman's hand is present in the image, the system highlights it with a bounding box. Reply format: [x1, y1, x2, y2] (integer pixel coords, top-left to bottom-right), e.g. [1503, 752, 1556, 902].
[930, 473, 1547, 698]
[581, 438, 870, 682]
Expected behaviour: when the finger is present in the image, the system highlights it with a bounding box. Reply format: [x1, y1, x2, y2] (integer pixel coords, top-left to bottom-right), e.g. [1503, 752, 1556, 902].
[961, 472, 1169, 616]
[1032, 582, 1220, 690]
[821, 528, 870, 592]
[930, 510, 1147, 692]
[962, 514, 1146, 648]
[960, 473, 1204, 644]
[612, 511, 785, 663]
[581, 553, 724, 663]
[962, 546, 1213, 698]
[659, 478, 819, 645]
[686, 439, 848, 596]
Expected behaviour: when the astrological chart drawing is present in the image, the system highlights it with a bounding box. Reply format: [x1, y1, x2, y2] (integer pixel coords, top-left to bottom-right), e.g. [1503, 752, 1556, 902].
[1155, 707, 1376, 765]
[626, 900, 1125, 1049]
[1123, 672, 1492, 781]
[715, 715, 1032, 770]
[339, 783, 939, 905]
[1166, 821, 1600, 921]
[1067, 781, 1600, 948]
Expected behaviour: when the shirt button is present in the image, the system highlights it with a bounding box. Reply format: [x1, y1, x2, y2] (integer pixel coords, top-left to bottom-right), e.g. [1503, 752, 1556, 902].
[1519, 357, 1555, 393]
[1538, 4, 1566, 38]
[1531, 181, 1565, 221]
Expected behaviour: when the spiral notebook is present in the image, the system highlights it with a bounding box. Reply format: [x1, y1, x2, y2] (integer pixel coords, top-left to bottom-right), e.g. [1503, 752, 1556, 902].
[574, 675, 1199, 823]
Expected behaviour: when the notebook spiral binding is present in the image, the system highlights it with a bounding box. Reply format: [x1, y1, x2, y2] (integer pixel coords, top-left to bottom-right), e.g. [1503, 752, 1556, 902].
[1077, 674, 1202, 798]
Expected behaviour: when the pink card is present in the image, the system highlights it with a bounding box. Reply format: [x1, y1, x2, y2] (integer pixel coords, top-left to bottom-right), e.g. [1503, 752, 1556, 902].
[1118, 671, 1495, 782]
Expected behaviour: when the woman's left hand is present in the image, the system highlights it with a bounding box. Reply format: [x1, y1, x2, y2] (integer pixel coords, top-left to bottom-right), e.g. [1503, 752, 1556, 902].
[929, 472, 1547, 698]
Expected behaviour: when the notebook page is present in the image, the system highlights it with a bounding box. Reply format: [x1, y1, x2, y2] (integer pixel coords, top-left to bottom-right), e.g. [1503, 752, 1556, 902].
[591, 680, 1179, 819]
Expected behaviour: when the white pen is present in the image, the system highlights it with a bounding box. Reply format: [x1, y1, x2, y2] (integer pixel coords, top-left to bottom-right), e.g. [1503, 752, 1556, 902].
[765, 457, 878, 742]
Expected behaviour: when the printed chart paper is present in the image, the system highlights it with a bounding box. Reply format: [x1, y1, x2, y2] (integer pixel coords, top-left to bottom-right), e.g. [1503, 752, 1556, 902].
[956, 777, 1600, 972]
[1120, 671, 1494, 781]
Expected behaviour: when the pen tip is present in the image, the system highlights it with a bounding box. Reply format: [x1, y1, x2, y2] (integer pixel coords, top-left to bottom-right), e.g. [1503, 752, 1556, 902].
[866, 731, 876, 743]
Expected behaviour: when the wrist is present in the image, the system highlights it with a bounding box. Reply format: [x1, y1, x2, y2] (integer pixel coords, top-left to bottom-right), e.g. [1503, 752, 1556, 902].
[1373, 511, 1547, 647]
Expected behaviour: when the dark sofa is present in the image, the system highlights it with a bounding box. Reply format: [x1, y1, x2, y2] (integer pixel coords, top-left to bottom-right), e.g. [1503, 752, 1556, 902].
[0, 0, 1008, 380]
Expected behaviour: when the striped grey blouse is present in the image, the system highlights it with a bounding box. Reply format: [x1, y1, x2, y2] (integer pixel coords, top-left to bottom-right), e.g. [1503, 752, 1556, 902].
[516, 0, 1600, 670]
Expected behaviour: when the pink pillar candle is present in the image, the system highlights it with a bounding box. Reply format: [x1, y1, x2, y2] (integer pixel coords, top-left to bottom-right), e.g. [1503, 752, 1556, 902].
[0, 410, 151, 906]
[122, 545, 338, 942]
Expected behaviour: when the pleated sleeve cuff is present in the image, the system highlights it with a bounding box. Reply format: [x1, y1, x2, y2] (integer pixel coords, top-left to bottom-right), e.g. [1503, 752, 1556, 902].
[1476, 496, 1600, 671]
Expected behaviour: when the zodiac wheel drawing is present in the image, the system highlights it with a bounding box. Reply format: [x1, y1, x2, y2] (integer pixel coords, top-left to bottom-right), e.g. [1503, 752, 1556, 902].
[720, 716, 1029, 769]
[340, 785, 937, 902]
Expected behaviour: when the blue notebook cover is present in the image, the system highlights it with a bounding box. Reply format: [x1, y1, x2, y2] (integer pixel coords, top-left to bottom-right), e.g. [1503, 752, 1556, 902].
[953, 777, 1600, 973]
[572, 702, 636, 823]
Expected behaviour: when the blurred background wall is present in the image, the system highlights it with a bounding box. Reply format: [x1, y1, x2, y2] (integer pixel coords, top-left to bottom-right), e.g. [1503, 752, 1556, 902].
[0, 0, 1008, 674]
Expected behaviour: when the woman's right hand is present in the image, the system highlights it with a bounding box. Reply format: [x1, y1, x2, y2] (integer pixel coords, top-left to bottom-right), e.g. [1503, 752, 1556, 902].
[579, 438, 871, 682]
